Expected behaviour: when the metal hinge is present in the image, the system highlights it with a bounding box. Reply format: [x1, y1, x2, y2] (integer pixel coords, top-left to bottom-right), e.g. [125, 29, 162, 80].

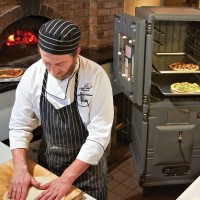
[146, 23, 152, 35]
[143, 95, 148, 104]
[143, 113, 148, 121]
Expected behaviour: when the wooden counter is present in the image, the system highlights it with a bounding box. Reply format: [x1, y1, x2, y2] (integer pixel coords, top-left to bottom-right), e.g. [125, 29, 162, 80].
[0, 159, 82, 200]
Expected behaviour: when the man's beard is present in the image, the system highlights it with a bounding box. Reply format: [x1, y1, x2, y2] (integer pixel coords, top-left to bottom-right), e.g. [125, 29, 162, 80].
[54, 60, 76, 80]
[54, 71, 69, 80]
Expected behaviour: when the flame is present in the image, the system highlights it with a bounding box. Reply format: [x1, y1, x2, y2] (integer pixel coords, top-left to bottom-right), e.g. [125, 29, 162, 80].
[5, 30, 38, 46]
[8, 34, 15, 42]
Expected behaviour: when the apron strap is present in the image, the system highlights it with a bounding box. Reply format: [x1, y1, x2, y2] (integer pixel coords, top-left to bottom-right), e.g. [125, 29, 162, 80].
[41, 69, 48, 96]
[74, 71, 79, 104]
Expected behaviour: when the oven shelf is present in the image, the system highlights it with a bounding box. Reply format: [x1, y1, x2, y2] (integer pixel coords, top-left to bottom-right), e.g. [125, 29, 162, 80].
[152, 65, 200, 74]
[152, 73, 200, 96]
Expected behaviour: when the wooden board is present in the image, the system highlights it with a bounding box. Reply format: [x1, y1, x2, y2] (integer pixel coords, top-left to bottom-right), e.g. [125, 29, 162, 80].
[0, 159, 83, 200]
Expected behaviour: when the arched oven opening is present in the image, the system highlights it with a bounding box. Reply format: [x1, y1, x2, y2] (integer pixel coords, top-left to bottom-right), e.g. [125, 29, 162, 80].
[0, 16, 49, 68]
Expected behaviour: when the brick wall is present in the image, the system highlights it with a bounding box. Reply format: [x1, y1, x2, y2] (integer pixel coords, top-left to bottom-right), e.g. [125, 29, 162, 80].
[0, 0, 124, 50]
[89, 0, 124, 49]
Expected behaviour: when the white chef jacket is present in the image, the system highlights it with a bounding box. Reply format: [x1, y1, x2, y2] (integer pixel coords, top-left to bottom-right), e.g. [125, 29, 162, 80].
[9, 55, 114, 165]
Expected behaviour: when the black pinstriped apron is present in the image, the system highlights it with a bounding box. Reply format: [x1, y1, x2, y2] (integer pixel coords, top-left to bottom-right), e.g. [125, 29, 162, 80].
[38, 69, 108, 200]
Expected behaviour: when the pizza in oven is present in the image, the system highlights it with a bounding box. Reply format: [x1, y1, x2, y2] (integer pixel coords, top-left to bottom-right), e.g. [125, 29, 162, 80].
[169, 62, 199, 71]
[0, 68, 24, 78]
[171, 82, 200, 93]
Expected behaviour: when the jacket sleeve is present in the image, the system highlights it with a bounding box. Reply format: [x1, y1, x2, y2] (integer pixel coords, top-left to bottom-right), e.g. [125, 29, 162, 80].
[9, 69, 39, 150]
[76, 69, 114, 165]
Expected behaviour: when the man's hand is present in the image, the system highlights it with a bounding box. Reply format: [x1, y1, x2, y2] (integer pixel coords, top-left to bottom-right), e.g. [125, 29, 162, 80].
[7, 169, 40, 200]
[8, 148, 40, 200]
[35, 176, 72, 200]
[35, 159, 90, 200]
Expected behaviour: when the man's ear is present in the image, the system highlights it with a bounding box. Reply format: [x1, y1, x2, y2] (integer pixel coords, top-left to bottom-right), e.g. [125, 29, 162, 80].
[76, 47, 81, 58]
[38, 46, 41, 55]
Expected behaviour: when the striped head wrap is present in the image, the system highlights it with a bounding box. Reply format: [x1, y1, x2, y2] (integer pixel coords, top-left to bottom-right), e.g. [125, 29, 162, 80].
[38, 19, 81, 55]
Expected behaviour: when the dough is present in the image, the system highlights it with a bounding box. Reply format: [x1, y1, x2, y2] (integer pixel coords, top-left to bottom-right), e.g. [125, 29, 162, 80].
[3, 176, 64, 200]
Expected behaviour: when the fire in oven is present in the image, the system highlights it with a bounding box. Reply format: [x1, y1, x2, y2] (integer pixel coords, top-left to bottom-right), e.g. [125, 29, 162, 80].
[0, 29, 39, 82]
[113, 7, 200, 191]
[0, 16, 48, 75]
[5, 30, 38, 47]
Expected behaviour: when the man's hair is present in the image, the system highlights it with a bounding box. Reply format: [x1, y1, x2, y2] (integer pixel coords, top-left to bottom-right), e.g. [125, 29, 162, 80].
[38, 45, 78, 57]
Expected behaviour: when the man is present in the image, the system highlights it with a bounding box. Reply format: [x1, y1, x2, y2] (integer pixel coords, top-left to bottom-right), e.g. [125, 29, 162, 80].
[8, 19, 114, 200]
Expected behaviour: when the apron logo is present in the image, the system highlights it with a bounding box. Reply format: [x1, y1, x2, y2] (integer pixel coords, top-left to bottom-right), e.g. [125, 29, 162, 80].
[80, 83, 93, 91]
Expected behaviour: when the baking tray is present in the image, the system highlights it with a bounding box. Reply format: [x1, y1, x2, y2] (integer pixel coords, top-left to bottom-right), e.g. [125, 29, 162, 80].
[152, 73, 200, 96]
[152, 52, 200, 74]
[152, 65, 200, 74]
[0, 67, 25, 83]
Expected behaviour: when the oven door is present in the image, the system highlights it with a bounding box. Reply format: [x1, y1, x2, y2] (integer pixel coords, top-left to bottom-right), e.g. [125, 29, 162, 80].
[113, 13, 146, 105]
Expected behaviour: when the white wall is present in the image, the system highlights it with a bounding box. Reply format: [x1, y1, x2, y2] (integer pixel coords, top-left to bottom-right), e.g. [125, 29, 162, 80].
[0, 90, 15, 141]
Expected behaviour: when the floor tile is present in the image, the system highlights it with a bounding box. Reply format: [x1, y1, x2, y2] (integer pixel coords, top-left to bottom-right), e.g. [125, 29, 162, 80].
[124, 190, 144, 200]
[108, 191, 123, 200]
[123, 176, 139, 189]
[120, 163, 135, 175]
[111, 170, 130, 183]
[112, 183, 133, 197]
[115, 161, 128, 170]
[108, 147, 188, 200]
[108, 179, 120, 190]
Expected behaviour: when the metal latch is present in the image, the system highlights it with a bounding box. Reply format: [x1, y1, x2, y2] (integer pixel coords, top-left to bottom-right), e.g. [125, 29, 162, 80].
[162, 166, 190, 176]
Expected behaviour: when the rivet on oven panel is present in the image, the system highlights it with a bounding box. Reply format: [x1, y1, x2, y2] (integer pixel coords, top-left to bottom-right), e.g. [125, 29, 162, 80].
[196, 113, 200, 119]
[178, 132, 183, 142]
[143, 95, 148, 103]
[129, 94, 133, 99]
[131, 23, 136, 28]
[143, 114, 148, 121]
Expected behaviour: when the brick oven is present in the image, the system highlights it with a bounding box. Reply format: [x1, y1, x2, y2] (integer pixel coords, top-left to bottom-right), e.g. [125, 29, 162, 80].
[0, 0, 59, 66]
[0, 0, 124, 66]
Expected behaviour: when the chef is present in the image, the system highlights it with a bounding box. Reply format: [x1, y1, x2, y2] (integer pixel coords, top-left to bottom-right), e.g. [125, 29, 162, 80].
[8, 19, 114, 200]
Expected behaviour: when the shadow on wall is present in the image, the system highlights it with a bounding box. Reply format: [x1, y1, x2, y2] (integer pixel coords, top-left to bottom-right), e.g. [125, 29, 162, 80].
[124, 0, 199, 16]
[124, 0, 161, 15]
